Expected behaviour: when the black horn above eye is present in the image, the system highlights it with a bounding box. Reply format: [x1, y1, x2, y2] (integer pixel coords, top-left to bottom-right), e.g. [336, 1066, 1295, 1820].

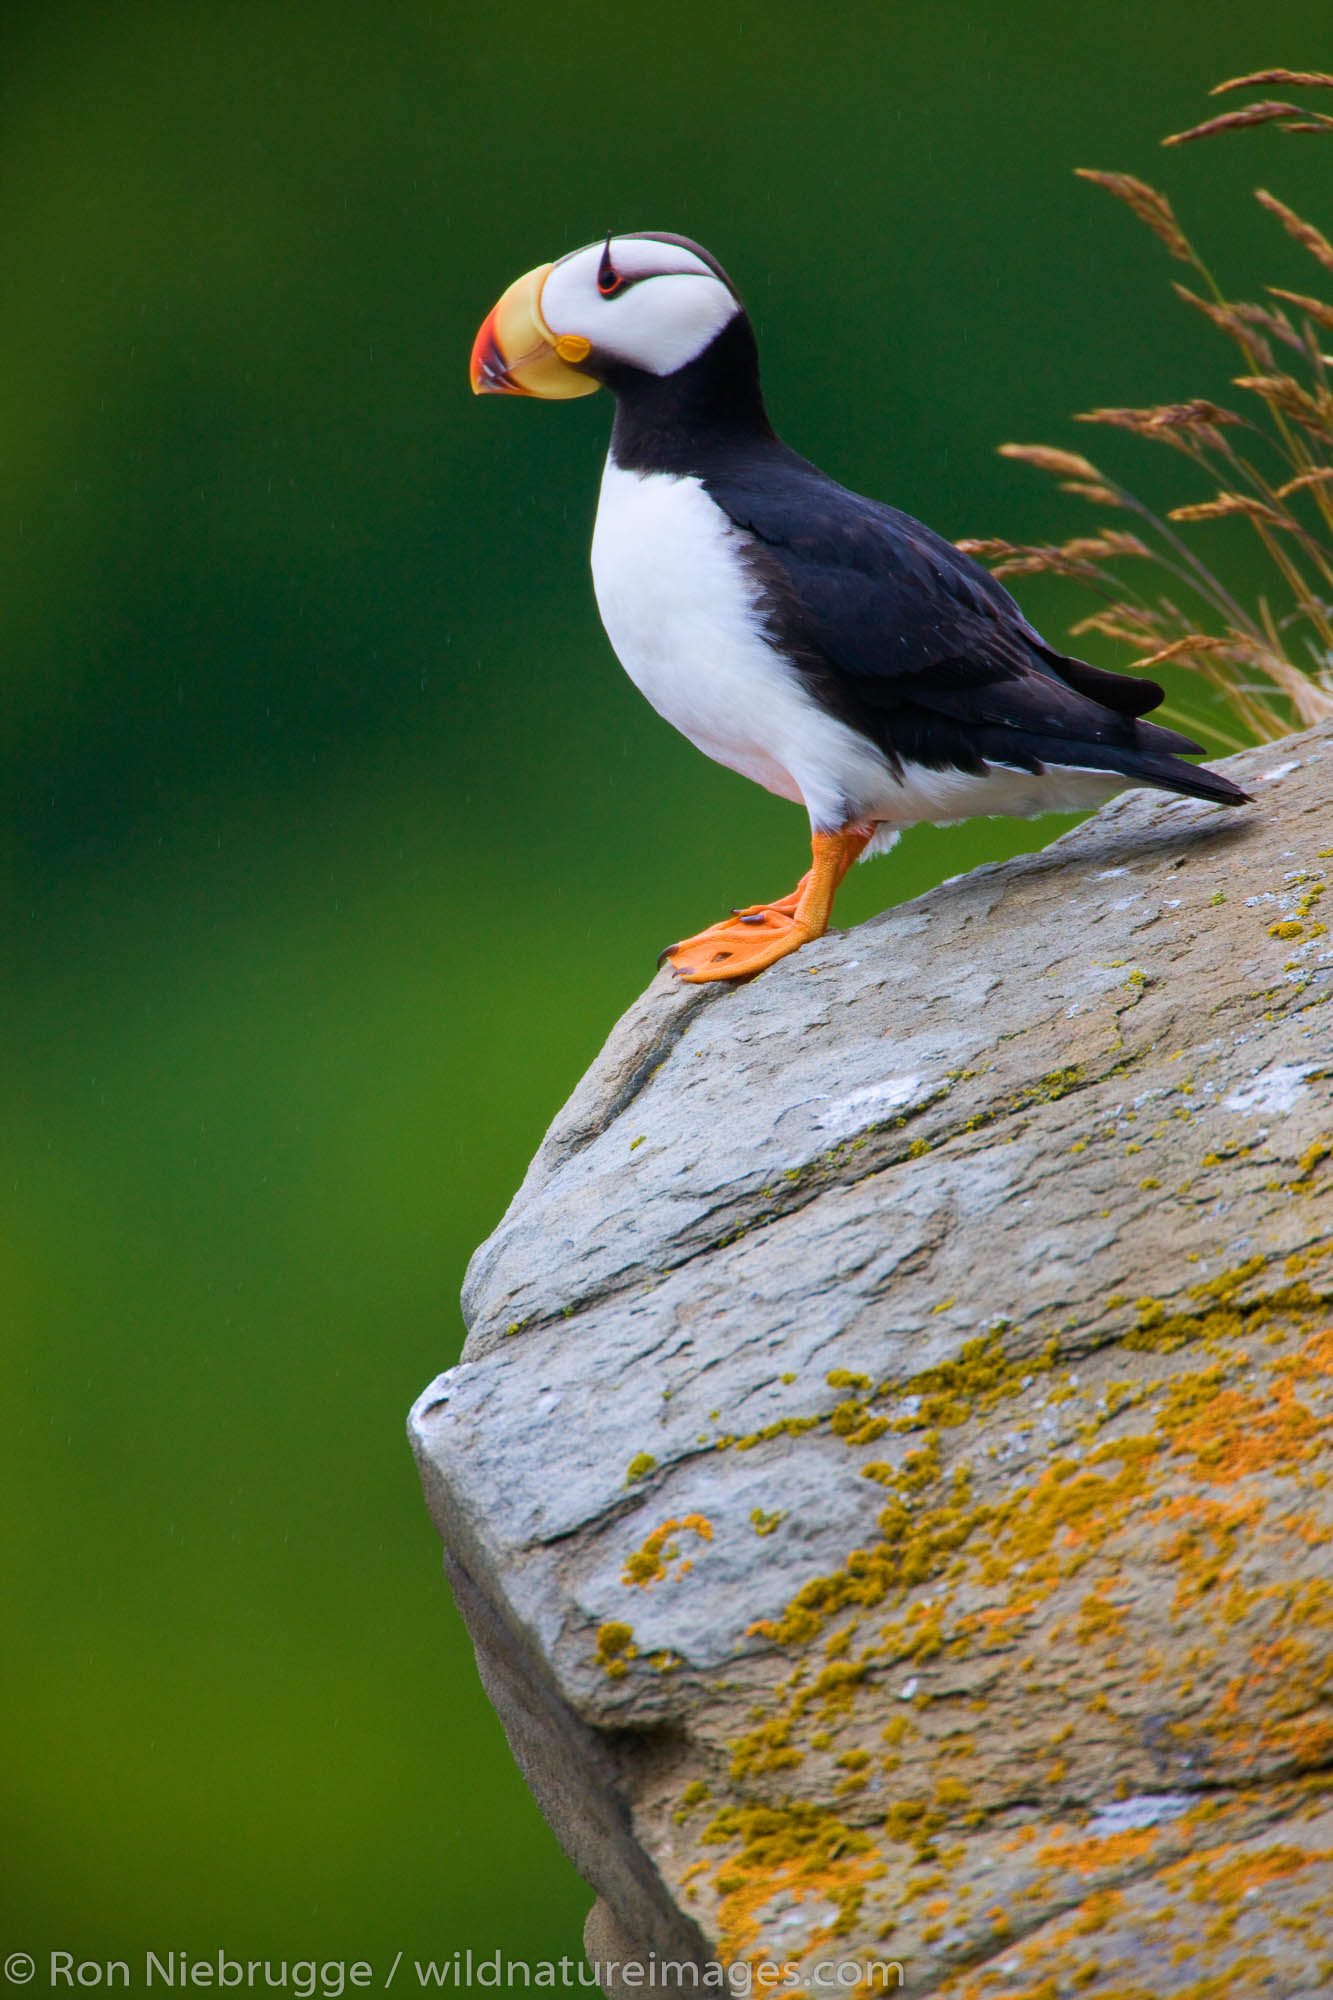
[597, 237, 625, 298]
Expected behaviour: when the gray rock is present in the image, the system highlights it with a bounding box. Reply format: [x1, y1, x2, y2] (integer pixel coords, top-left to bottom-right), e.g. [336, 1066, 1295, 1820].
[412, 724, 1333, 1996]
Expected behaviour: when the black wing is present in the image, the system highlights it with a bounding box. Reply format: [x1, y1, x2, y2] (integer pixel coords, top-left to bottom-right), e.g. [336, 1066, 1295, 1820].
[702, 446, 1246, 806]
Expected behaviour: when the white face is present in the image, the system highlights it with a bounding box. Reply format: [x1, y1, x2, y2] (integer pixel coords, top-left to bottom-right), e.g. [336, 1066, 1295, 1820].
[539, 234, 742, 378]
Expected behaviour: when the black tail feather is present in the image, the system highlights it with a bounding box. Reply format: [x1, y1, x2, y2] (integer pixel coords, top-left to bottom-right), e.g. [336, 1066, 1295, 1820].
[958, 724, 1253, 807]
[1041, 646, 1167, 720]
[1116, 753, 1252, 808]
[1029, 739, 1251, 807]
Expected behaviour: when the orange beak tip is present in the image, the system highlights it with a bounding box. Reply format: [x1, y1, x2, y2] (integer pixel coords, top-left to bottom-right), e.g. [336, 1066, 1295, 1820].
[469, 308, 519, 395]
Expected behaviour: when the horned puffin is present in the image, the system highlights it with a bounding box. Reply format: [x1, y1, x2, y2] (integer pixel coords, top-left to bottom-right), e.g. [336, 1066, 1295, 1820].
[470, 232, 1248, 983]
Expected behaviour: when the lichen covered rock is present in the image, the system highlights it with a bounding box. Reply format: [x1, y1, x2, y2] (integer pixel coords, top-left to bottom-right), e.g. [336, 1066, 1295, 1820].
[411, 724, 1333, 1997]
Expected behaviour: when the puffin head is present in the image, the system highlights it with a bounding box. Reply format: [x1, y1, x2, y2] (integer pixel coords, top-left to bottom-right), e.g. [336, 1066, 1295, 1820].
[470, 232, 743, 399]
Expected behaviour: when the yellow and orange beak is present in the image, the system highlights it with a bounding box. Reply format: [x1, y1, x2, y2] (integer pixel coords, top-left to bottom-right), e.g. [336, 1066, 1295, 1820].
[469, 263, 600, 400]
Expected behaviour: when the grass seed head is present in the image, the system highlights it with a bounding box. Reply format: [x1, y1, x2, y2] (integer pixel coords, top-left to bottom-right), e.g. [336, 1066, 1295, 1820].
[1233, 372, 1333, 437]
[1164, 100, 1333, 146]
[971, 70, 1333, 745]
[1073, 169, 1193, 261]
[1212, 69, 1333, 94]
[996, 443, 1105, 481]
[1255, 190, 1333, 275]
[1276, 467, 1333, 497]
[1267, 287, 1333, 334]
[1168, 493, 1286, 525]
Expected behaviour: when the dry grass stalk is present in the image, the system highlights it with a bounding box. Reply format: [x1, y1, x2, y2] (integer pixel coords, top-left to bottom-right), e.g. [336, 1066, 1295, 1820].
[1173, 285, 1307, 364]
[1277, 467, 1333, 495]
[1075, 401, 1245, 455]
[955, 538, 1109, 583]
[1163, 100, 1333, 146]
[1058, 479, 1121, 504]
[1269, 286, 1333, 332]
[1254, 190, 1333, 275]
[964, 68, 1333, 742]
[1212, 69, 1333, 94]
[995, 444, 1103, 481]
[1131, 635, 1235, 666]
[1233, 373, 1333, 434]
[1168, 494, 1286, 524]
[1072, 170, 1191, 261]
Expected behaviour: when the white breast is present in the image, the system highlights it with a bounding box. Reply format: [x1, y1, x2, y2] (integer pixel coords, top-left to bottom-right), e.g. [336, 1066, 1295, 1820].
[589, 458, 1129, 845]
[589, 459, 894, 829]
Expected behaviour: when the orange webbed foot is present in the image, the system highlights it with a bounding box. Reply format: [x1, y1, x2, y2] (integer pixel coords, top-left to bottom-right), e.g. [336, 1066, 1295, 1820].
[659, 905, 816, 983]
[658, 828, 872, 986]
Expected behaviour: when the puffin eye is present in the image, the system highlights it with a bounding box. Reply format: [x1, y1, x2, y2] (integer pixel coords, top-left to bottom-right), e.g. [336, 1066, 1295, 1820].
[597, 239, 624, 298]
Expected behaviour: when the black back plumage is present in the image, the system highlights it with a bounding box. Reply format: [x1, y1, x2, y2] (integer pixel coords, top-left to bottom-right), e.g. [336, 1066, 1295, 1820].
[604, 301, 1248, 811]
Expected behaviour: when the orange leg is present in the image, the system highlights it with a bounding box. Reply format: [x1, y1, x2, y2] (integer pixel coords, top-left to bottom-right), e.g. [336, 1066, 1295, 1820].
[660, 827, 871, 984]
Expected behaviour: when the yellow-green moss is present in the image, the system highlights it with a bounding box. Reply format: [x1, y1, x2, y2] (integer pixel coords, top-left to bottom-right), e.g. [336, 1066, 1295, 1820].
[673, 1779, 711, 1824]
[594, 1621, 636, 1679]
[695, 1246, 1333, 1954]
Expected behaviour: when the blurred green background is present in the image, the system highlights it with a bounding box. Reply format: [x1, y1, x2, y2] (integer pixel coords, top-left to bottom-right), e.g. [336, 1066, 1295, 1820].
[4, 0, 1329, 1971]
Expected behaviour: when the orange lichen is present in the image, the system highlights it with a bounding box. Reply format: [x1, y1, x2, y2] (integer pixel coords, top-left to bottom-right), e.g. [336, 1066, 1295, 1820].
[1273, 1326, 1333, 1383]
[1165, 1837, 1330, 1905]
[1037, 1826, 1161, 1875]
[1164, 1372, 1322, 1483]
[622, 1513, 713, 1587]
[700, 1803, 880, 1962]
[1148, 1493, 1267, 1612]
[683, 1248, 1333, 1964]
